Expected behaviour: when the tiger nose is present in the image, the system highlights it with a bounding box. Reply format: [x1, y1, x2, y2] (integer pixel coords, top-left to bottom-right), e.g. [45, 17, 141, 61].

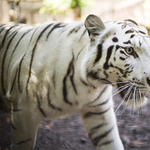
[147, 77, 150, 86]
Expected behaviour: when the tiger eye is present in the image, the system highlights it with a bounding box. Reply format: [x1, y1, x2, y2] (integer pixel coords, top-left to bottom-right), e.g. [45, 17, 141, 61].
[125, 47, 139, 58]
[126, 47, 133, 54]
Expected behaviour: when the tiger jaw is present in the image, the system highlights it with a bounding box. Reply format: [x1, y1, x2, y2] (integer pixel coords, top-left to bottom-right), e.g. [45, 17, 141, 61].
[117, 83, 148, 108]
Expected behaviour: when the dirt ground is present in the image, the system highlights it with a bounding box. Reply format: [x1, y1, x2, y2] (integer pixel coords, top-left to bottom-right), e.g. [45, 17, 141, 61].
[0, 95, 150, 150]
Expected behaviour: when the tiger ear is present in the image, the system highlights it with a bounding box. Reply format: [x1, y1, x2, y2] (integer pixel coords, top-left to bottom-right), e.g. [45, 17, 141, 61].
[84, 14, 105, 39]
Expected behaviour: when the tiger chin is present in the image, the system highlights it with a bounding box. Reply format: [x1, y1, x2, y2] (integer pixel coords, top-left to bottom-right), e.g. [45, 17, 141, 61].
[0, 14, 150, 150]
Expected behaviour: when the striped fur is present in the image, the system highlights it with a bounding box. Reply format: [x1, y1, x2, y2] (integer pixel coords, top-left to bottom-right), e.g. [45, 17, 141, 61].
[0, 14, 150, 150]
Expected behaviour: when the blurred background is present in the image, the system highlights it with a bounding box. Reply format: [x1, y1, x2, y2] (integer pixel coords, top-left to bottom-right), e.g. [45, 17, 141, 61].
[0, 0, 150, 29]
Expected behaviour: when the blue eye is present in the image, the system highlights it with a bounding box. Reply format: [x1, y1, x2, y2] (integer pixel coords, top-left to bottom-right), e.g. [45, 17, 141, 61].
[126, 47, 133, 54]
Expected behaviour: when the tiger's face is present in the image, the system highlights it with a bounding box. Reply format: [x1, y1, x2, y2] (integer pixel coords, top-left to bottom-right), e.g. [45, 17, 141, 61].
[84, 15, 150, 108]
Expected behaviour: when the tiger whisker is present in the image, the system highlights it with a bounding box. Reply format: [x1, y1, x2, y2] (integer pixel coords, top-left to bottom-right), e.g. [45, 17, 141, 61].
[133, 87, 136, 109]
[136, 89, 140, 116]
[132, 86, 136, 116]
[123, 84, 133, 102]
[139, 89, 142, 108]
[113, 83, 130, 96]
[115, 98, 124, 113]
[120, 86, 133, 116]
[116, 84, 133, 115]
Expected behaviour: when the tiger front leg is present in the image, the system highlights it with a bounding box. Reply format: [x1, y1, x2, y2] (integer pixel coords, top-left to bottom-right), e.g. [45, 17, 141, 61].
[80, 87, 124, 150]
[11, 105, 41, 150]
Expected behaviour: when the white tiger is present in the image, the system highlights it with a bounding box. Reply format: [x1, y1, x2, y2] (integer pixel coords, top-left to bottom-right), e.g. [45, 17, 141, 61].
[0, 14, 150, 150]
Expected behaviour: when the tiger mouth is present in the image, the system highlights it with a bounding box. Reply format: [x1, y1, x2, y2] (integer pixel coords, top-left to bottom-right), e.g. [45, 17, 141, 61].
[117, 82, 147, 101]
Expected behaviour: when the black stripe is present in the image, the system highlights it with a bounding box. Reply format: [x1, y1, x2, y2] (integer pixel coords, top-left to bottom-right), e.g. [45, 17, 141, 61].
[87, 86, 108, 105]
[17, 139, 31, 145]
[80, 77, 96, 88]
[115, 66, 124, 74]
[123, 70, 133, 78]
[94, 44, 103, 64]
[110, 63, 114, 68]
[92, 127, 114, 146]
[103, 46, 114, 70]
[80, 78, 89, 86]
[46, 23, 63, 40]
[1, 29, 20, 94]
[91, 123, 107, 132]
[87, 71, 99, 80]
[79, 29, 87, 41]
[120, 50, 128, 57]
[89, 98, 109, 108]
[116, 45, 120, 51]
[7, 25, 24, 39]
[103, 70, 109, 78]
[1, 24, 18, 49]
[11, 121, 16, 130]
[63, 58, 74, 105]
[70, 74, 78, 94]
[99, 140, 114, 146]
[130, 34, 135, 38]
[84, 107, 111, 118]
[18, 53, 26, 92]
[125, 19, 138, 26]
[117, 22, 123, 25]
[37, 95, 46, 117]
[89, 123, 107, 139]
[63, 75, 72, 105]
[125, 29, 134, 34]
[26, 24, 52, 94]
[28, 27, 39, 46]
[0, 25, 7, 37]
[62, 52, 78, 104]
[13, 29, 32, 51]
[124, 64, 130, 67]
[0, 24, 5, 27]
[139, 30, 146, 35]
[123, 40, 131, 44]
[119, 57, 125, 61]
[68, 25, 82, 36]
[87, 70, 110, 85]
[6, 26, 29, 80]
[59, 24, 68, 35]
[99, 78, 112, 84]
[76, 45, 85, 61]
[7, 29, 33, 80]
[70, 53, 78, 95]
[147, 78, 150, 86]
[0, 24, 5, 34]
[0, 28, 4, 35]
[10, 69, 18, 94]
[47, 86, 62, 111]
[52, 70, 56, 89]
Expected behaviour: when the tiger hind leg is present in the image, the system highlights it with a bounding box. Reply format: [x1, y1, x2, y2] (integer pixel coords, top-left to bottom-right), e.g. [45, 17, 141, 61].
[11, 105, 41, 150]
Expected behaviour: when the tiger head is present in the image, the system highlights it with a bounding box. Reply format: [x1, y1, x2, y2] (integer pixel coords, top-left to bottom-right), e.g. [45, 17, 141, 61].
[82, 14, 150, 108]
